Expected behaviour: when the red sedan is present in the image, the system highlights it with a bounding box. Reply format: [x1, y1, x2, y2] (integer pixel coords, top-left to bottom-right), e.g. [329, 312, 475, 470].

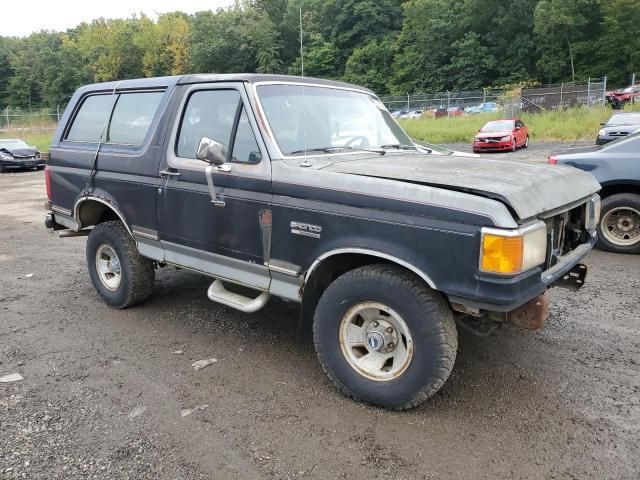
[472, 119, 529, 153]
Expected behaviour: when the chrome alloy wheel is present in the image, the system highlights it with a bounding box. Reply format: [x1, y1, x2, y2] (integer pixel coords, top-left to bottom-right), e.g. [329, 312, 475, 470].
[95, 244, 122, 291]
[339, 301, 414, 381]
[601, 207, 640, 246]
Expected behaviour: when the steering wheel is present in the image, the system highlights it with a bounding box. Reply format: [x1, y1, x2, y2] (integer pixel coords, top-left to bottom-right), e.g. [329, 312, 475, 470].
[344, 136, 370, 147]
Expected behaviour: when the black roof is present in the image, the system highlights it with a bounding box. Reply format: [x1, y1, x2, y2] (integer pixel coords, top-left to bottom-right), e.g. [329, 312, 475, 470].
[77, 74, 372, 95]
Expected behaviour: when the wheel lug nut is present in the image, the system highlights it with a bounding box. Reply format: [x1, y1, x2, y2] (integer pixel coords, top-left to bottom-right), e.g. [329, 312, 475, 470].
[372, 321, 379, 327]
[388, 342, 394, 348]
[386, 327, 393, 333]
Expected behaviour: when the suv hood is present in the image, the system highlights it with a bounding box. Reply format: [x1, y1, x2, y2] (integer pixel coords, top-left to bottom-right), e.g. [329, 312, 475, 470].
[321, 154, 600, 220]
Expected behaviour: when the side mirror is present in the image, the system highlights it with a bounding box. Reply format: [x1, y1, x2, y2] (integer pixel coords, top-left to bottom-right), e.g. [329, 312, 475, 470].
[196, 137, 227, 166]
[599, 122, 605, 126]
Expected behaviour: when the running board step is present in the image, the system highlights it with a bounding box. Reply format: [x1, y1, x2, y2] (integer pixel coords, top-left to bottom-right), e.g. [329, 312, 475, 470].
[207, 279, 270, 313]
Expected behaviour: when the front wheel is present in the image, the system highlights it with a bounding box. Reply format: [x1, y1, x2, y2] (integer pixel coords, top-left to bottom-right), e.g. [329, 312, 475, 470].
[313, 264, 458, 410]
[511, 139, 517, 152]
[597, 193, 640, 254]
[86, 221, 155, 308]
[523, 135, 529, 148]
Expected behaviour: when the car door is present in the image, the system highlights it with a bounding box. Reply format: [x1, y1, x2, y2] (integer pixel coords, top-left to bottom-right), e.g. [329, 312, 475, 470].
[157, 83, 272, 289]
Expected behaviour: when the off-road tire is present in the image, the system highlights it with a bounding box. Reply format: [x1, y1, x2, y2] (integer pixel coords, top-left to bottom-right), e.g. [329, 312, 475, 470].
[313, 264, 458, 410]
[86, 220, 155, 308]
[596, 193, 640, 254]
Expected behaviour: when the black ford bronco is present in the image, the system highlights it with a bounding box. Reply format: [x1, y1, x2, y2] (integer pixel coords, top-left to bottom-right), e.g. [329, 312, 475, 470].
[45, 74, 601, 409]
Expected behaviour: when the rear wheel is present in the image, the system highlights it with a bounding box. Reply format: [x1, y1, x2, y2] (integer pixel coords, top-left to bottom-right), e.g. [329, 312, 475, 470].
[86, 221, 155, 307]
[313, 264, 458, 410]
[597, 193, 640, 254]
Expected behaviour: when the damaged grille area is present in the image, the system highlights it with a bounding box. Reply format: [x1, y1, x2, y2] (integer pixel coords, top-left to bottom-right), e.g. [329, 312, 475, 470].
[543, 200, 593, 270]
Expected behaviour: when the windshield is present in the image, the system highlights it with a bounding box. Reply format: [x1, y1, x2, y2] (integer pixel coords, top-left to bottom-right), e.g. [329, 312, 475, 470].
[481, 120, 514, 132]
[0, 140, 30, 149]
[607, 113, 640, 126]
[256, 84, 413, 155]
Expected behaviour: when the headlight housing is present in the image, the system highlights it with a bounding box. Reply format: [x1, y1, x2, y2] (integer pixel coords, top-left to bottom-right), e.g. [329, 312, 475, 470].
[500, 135, 511, 141]
[598, 129, 606, 136]
[480, 221, 547, 275]
[584, 194, 601, 232]
[474, 136, 481, 142]
[0, 152, 13, 160]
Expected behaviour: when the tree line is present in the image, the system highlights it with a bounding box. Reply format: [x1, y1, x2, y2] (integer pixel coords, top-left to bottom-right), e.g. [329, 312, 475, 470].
[0, 0, 637, 110]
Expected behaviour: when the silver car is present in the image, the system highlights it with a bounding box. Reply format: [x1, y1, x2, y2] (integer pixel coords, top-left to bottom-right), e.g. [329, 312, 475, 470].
[596, 112, 640, 145]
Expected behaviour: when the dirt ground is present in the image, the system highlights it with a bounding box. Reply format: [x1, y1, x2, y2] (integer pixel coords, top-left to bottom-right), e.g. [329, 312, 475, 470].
[1, 145, 639, 479]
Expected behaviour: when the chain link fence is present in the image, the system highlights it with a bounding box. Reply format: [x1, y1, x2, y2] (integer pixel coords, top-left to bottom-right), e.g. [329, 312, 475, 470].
[380, 89, 504, 113]
[0, 107, 62, 134]
[379, 77, 611, 117]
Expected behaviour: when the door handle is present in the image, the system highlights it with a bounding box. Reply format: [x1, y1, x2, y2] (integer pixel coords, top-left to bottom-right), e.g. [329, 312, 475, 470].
[159, 169, 180, 177]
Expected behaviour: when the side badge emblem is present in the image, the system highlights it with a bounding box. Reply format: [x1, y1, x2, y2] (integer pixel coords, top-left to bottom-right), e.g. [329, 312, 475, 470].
[290, 221, 322, 239]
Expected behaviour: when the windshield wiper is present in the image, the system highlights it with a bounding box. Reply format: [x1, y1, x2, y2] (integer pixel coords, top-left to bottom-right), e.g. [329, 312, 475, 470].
[379, 144, 418, 151]
[289, 146, 385, 155]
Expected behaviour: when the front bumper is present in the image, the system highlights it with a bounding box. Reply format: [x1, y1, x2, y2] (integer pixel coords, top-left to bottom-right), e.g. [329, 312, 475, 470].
[0, 158, 46, 169]
[473, 140, 512, 151]
[448, 231, 596, 314]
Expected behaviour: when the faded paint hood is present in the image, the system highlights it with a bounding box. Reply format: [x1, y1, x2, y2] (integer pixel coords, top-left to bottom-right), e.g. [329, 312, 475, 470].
[321, 154, 601, 220]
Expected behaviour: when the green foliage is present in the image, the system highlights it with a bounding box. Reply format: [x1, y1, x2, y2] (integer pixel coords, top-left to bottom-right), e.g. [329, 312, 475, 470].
[344, 37, 395, 94]
[0, 0, 636, 111]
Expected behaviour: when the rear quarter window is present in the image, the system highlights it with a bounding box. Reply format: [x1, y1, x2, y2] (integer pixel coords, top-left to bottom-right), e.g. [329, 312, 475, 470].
[65, 95, 114, 143]
[65, 91, 164, 146]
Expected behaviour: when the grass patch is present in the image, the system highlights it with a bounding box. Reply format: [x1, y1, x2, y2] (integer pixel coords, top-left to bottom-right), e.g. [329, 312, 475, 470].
[400, 103, 640, 144]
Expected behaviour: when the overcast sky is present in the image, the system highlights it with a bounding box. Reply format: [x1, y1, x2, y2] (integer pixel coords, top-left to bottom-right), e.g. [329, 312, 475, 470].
[2, 0, 236, 37]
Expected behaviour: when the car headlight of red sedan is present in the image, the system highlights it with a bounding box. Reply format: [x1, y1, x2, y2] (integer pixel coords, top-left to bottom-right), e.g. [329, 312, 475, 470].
[500, 135, 511, 141]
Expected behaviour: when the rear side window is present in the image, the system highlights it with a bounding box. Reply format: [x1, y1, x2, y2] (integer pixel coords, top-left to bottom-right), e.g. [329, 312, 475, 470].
[65, 95, 114, 142]
[108, 92, 164, 145]
[65, 90, 164, 146]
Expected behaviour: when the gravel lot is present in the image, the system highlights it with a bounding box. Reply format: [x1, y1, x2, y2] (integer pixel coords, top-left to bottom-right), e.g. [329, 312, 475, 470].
[1, 145, 639, 479]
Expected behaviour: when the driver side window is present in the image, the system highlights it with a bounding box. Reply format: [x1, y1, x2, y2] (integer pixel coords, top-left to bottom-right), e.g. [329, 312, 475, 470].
[176, 89, 261, 164]
[176, 89, 240, 159]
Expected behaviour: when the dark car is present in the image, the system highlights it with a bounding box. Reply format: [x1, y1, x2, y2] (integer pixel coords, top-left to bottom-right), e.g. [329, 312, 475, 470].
[0, 139, 45, 172]
[473, 119, 529, 152]
[549, 131, 640, 254]
[44, 74, 599, 410]
[596, 112, 640, 145]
